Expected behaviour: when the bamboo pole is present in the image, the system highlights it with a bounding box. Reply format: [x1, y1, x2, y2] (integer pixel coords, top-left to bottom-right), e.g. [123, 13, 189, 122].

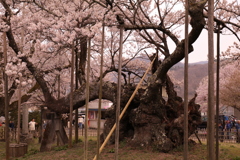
[3, 32, 10, 160]
[96, 23, 105, 160]
[69, 42, 75, 148]
[207, 0, 215, 159]
[84, 38, 91, 160]
[92, 54, 157, 160]
[183, 0, 189, 159]
[115, 25, 124, 160]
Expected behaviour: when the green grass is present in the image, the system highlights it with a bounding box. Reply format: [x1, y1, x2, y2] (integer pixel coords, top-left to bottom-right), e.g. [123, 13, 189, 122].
[1, 139, 240, 160]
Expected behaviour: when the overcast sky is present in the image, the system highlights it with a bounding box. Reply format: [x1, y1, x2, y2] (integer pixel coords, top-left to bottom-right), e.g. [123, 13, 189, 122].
[182, 30, 239, 63]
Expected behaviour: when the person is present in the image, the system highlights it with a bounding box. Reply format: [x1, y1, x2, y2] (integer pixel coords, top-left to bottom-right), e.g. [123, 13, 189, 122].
[9, 121, 14, 131]
[29, 119, 37, 138]
[72, 114, 75, 125]
[1, 121, 5, 127]
[235, 120, 240, 143]
[218, 122, 224, 142]
[78, 116, 84, 129]
[225, 120, 232, 139]
[42, 120, 47, 133]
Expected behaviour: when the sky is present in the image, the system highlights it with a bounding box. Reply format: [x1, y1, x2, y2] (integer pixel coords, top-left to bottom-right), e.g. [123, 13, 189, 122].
[182, 30, 239, 63]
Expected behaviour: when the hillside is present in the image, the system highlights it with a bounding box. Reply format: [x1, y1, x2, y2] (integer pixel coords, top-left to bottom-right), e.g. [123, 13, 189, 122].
[169, 61, 209, 99]
[106, 56, 210, 100]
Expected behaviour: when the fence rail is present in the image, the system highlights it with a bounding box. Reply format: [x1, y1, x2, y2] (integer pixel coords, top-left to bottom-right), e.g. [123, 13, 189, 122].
[0, 126, 102, 142]
[191, 128, 240, 143]
[0, 126, 19, 142]
[2, 126, 239, 144]
[0, 126, 4, 141]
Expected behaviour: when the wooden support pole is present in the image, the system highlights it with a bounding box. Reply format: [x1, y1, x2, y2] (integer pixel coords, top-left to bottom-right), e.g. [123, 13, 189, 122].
[74, 109, 78, 143]
[183, 0, 189, 159]
[74, 41, 78, 143]
[17, 76, 22, 144]
[115, 25, 123, 160]
[3, 32, 10, 160]
[96, 23, 105, 160]
[20, 5, 29, 136]
[215, 23, 221, 160]
[57, 45, 61, 146]
[207, 0, 215, 159]
[69, 42, 75, 148]
[84, 38, 91, 160]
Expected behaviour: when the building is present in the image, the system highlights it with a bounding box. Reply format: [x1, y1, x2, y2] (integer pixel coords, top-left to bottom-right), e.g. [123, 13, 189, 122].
[79, 99, 113, 129]
[201, 105, 240, 120]
[220, 106, 240, 119]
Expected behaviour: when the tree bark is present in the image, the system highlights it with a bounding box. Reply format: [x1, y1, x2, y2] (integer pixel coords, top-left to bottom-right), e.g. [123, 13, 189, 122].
[101, 76, 201, 152]
[40, 112, 68, 152]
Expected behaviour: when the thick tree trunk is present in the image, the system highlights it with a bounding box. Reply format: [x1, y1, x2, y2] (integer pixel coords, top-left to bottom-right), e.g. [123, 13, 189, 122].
[40, 112, 68, 152]
[102, 77, 201, 152]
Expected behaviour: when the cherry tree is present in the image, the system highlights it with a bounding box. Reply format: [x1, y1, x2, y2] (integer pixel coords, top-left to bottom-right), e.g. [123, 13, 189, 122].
[196, 60, 240, 112]
[0, 0, 152, 150]
[0, 0, 108, 150]
[220, 64, 240, 111]
[219, 43, 240, 109]
[222, 43, 240, 60]
[0, 0, 240, 153]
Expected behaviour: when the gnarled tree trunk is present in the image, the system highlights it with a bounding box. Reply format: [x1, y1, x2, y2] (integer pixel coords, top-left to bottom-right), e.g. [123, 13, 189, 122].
[101, 76, 201, 152]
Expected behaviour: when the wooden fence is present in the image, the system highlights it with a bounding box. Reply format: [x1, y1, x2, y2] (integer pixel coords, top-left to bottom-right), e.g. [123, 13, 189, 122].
[0, 126, 102, 141]
[0, 126, 4, 141]
[0, 126, 17, 142]
[4, 126, 239, 143]
[191, 128, 240, 143]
